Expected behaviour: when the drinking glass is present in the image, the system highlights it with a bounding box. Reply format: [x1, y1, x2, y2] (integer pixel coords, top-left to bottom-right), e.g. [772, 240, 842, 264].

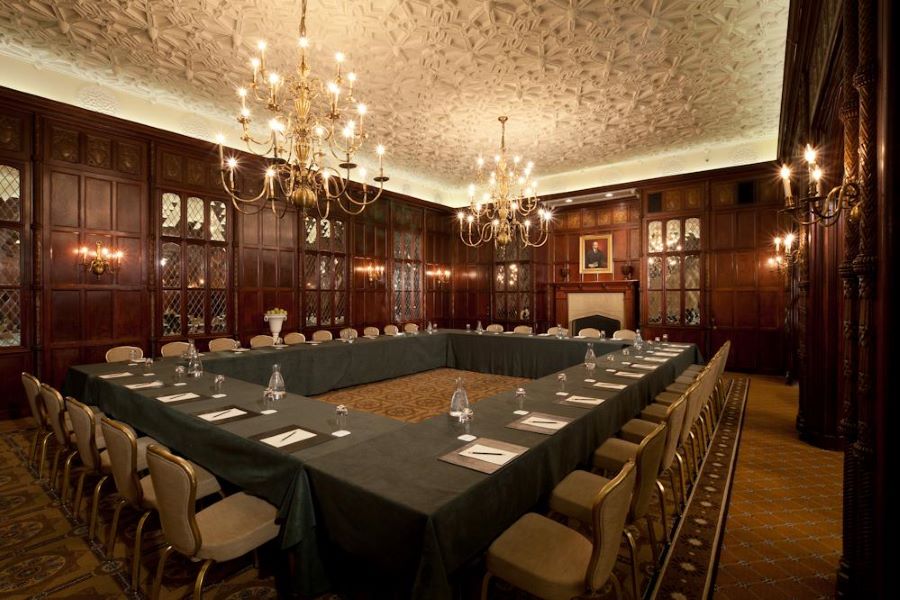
[584, 343, 596, 376]
[213, 374, 225, 394]
[466, 323, 471, 333]
[335, 404, 349, 431]
[662, 333, 669, 343]
[515, 387, 527, 412]
[557, 372, 567, 394]
[143, 358, 154, 373]
[174, 365, 186, 381]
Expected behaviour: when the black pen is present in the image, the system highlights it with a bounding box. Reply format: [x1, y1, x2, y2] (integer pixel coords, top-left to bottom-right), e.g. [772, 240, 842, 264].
[209, 408, 233, 418]
[280, 430, 297, 442]
[472, 451, 503, 455]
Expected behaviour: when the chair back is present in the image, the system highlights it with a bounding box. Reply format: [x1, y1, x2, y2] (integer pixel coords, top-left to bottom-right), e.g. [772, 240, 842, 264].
[681, 380, 704, 443]
[340, 327, 359, 339]
[249, 335, 275, 348]
[106, 345, 143, 362]
[547, 326, 568, 336]
[363, 326, 379, 337]
[585, 461, 637, 592]
[578, 327, 601, 338]
[660, 394, 688, 472]
[312, 330, 333, 341]
[611, 329, 636, 341]
[67, 397, 103, 471]
[100, 417, 146, 506]
[21, 372, 45, 428]
[208, 337, 239, 351]
[383, 324, 399, 336]
[146, 445, 202, 556]
[486, 324, 504, 333]
[283, 332, 306, 345]
[160, 341, 189, 358]
[403, 323, 419, 333]
[630, 422, 667, 519]
[40, 384, 69, 447]
[512, 325, 532, 334]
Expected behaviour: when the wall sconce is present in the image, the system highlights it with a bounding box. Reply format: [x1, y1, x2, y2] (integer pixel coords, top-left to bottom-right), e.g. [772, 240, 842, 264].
[356, 261, 384, 288]
[779, 144, 859, 227]
[76, 241, 123, 277]
[766, 232, 799, 275]
[427, 267, 452, 287]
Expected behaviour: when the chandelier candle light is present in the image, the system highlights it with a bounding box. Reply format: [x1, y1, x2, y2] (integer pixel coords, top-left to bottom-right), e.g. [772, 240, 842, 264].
[216, 0, 387, 218]
[457, 116, 551, 248]
[76, 241, 123, 277]
[778, 144, 858, 227]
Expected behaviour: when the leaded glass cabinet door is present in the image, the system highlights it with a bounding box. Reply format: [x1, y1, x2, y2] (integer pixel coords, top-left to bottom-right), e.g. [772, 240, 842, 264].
[644, 215, 702, 330]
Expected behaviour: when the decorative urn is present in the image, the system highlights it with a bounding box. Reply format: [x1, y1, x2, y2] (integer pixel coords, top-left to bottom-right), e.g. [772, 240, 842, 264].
[264, 308, 287, 344]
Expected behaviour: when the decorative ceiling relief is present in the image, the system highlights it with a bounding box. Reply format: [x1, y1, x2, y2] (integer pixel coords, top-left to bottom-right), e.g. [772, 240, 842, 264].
[0, 0, 788, 198]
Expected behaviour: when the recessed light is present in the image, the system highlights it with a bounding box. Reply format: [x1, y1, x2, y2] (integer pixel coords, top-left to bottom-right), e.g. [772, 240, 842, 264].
[565, 198, 572, 203]
[605, 192, 613, 198]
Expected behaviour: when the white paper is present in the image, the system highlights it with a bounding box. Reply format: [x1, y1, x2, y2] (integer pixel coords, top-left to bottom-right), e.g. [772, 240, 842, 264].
[663, 344, 691, 349]
[654, 352, 679, 357]
[457, 434, 477, 442]
[621, 361, 632, 366]
[521, 416, 567, 430]
[643, 357, 667, 363]
[211, 393, 227, 398]
[584, 378, 597, 383]
[232, 349, 250, 353]
[537, 333, 550, 336]
[459, 443, 519, 466]
[555, 391, 569, 396]
[573, 335, 585, 339]
[261, 409, 277, 415]
[605, 368, 617, 373]
[157, 392, 199, 403]
[331, 430, 351, 437]
[200, 408, 246, 422]
[615, 371, 645, 378]
[502, 331, 514, 334]
[632, 363, 658, 370]
[513, 409, 529, 415]
[261, 427, 316, 447]
[125, 381, 164, 390]
[306, 341, 321, 345]
[364, 335, 378, 339]
[142, 372, 156, 376]
[565, 395, 605, 406]
[594, 382, 627, 390]
[100, 372, 133, 379]
[173, 382, 187, 387]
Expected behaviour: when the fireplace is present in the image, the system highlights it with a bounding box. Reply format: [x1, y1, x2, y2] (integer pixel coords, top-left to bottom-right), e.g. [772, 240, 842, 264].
[550, 281, 639, 331]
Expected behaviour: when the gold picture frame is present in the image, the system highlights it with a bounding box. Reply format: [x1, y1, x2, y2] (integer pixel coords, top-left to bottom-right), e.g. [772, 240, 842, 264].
[579, 234, 613, 274]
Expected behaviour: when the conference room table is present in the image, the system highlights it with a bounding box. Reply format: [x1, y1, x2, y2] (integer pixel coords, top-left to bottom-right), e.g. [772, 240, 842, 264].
[64, 330, 700, 599]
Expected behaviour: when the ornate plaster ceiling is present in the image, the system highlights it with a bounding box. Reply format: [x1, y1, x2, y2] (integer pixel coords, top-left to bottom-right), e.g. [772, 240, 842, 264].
[0, 0, 788, 201]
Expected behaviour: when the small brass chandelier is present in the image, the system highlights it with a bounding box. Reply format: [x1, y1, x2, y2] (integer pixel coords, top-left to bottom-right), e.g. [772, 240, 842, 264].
[77, 241, 122, 277]
[779, 144, 858, 227]
[766, 231, 799, 275]
[216, 0, 387, 218]
[457, 117, 551, 248]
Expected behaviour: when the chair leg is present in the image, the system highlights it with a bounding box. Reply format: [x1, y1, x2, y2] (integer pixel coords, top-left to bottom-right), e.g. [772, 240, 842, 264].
[480, 572, 493, 600]
[656, 479, 669, 544]
[624, 529, 640, 600]
[73, 470, 89, 520]
[88, 475, 109, 541]
[37, 432, 53, 478]
[152, 545, 174, 600]
[131, 510, 152, 591]
[60, 451, 78, 504]
[686, 433, 699, 478]
[29, 427, 41, 465]
[107, 497, 127, 556]
[610, 571, 623, 600]
[672, 456, 687, 512]
[49, 446, 63, 488]
[193, 558, 214, 600]
[644, 514, 660, 565]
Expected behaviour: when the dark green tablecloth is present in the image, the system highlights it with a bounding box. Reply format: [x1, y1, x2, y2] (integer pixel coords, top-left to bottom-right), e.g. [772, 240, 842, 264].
[63, 336, 699, 599]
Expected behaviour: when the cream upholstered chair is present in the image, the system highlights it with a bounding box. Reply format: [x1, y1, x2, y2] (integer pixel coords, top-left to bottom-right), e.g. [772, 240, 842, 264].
[486, 323, 504, 333]
[160, 341, 189, 358]
[483, 461, 636, 600]
[40, 384, 78, 500]
[383, 324, 399, 336]
[67, 398, 113, 539]
[312, 329, 333, 341]
[403, 322, 419, 333]
[512, 325, 532, 334]
[340, 327, 359, 339]
[639, 386, 696, 512]
[147, 445, 279, 600]
[611, 329, 636, 341]
[249, 334, 275, 348]
[283, 332, 306, 345]
[547, 326, 568, 336]
[551, 423, 667, 600]
[578, 327, 602, 338]
[208, 337, 239, 352]
[22, 372, 51, 470]
[106, 345, 143, 362]
[101, 418, 220, 591]
[363, 326, 379, 337]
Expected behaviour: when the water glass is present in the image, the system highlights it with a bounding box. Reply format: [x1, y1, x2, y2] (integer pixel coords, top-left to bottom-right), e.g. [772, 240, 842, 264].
[515, 387, 527, 412]
[174, 365, 186, 381]
[466, 324, 471, 333]
[557, 372, 567, 394]
[213, 374, 225, 394]
[336, 404, 349, 431]
[143, 358, 154, 373]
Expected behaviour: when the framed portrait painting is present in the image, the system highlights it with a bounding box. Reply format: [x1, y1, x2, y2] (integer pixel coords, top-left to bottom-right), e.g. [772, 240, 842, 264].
[579, 234, 613, 274]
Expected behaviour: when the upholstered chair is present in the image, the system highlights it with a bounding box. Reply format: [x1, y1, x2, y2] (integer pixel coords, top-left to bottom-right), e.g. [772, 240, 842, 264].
[512, 325, 532, 334]
[486, 324, 504, 333]
[578, 327, 602, 338]
[363, 326, 379, 337]
[340, 327, 359, 339]
[312, 330, 333, 341]
[403, 323, 419, 333]
[249, 335, 275, 348]
[106, 345, 143, 362]
[160, 341, 189, 358]
[383, 324, 399, 335]
[550, 423, 667, 600]
[147, 445, 279, 600]
[546, 326, 568, 336]
[67, 398, 111, 539]
[611, 329, 636, 341]
[39, 384, 78, 500]
[283, 332, 306, 345]
[21, 372, 51, 470]
[208, 337, 239, 352]
[483, 461, 636, 600]
[101, 418, 220, 592]
[636, 390, 694, 511]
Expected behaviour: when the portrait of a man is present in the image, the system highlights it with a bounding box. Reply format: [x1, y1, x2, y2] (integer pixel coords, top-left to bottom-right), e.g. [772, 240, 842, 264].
[579, 234, 613, 274]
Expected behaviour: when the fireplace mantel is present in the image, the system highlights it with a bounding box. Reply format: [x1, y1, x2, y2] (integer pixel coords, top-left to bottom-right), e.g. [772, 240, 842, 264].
[550, 280, 639, 330]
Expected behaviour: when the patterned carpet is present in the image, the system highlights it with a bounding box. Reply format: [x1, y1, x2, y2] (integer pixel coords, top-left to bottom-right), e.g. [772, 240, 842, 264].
[313, 368, 530, 423]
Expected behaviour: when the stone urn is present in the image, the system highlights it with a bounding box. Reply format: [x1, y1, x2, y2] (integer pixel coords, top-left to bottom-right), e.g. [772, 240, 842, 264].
[264, 311, 287, 344]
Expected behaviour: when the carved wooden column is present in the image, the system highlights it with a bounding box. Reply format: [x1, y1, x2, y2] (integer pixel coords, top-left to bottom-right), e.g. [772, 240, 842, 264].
[836, 0, 859, 594]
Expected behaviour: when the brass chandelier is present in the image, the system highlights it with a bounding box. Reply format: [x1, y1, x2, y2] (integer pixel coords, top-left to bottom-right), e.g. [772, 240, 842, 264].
[216, 0, 387, 218]
[457, 117, 551, 248]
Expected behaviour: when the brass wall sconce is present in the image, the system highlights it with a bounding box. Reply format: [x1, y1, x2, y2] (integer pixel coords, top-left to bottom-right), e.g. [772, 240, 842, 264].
[427, 267, 452, 287]
[76, 241, 123, 276]
[356, 262, 384, 287]
[779, 144, 859, 227]
[766, 232, 799, 275]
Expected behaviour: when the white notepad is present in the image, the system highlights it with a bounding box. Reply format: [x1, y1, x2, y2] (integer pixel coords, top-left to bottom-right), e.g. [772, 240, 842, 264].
[157, 392, 199, 403]
[643, 357, 668, 363]
[100, 372, 132, 379]
[125, 381, 164, 389]
[654, 352, 679, 357]
[459, 443, 519, 466]
[565, 395, 605, 406]
[261, 428, 316, 448]
[199, 408, 246, 422]
[615, 371, 645, 378]
[632, 363, 658, 370]
[594, 382, 627, 390]
[521, 416, 568, 430]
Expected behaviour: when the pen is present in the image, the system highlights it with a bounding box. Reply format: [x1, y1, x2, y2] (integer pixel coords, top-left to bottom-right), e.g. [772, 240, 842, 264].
[209, 409, 233, 418]
[280, 430, 297, 442]
[472, 451, 503, 456]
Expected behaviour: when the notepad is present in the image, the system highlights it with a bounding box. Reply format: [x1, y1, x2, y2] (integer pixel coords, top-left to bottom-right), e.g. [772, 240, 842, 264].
[157, 392, 199, 403]
[615, 371, 645, 378]
[643, 357, 668, 363]
[521, 416, 567, 430]
[654, 352, 679, 357]
[125, 381, 164, 390]
[594, 381, 627, 390]
[663, 344, 691, 349]
[100, 372, 132, 379]
[632, 363, 658, 370]
[503, 331, 514, 334]
[260, 427, 316, 448]
[199, 408, 246, 422]
[564, 395, 606, 406]
[459, 443, 519, 466]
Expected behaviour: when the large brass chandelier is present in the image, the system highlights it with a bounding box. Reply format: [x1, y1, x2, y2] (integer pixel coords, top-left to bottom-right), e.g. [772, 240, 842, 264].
[216, 0, 387, 218]
[457, 117, 551, 247]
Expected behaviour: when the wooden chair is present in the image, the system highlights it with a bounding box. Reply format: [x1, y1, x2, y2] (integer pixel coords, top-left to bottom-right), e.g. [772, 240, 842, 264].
[283, 332, 306, 345]
[486, 324, 504, 333]
[39, 385, 79, 504]
[512, 325, 532, 334]
[611, 329, 636, 341]
[106, 346, 143, 362]
[383, 324, 399, 336]
[578, 327, 602, 338]
[208, 338, 239, 352]
[66, 398, 111, 538]
[403, 323, 419, 333]
[160, 341, 189, 358]
[363, 326, 379, 337]
[249, 335, 275, 348]
[312, 330, 333, 341]
[339, 327, 359, 339]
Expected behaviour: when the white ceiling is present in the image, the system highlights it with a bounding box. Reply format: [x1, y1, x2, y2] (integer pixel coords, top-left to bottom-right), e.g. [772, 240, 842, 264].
[0, 0, 788, 205]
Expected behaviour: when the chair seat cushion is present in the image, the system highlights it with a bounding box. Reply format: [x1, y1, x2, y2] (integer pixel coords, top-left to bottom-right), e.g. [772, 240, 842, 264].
[620, 419, 658, 445]
[196, 492, 279, 562]
[593, 437, 638, 474]
[640, 403, 668, 423]
[549, 470, 610, 525]
[685, 364, 704, 373]
[486, 512, 591, 600]
[139, 462, 220, 510]
[675, 374, 696, 384]
[666, 382, 690, 393]
[655, 391, 682, 405]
